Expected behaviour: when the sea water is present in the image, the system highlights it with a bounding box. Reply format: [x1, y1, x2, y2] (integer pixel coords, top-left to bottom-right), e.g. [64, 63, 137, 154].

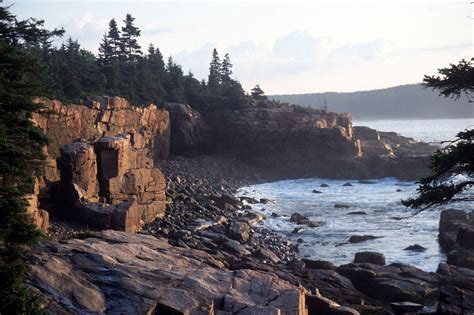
[238, 118, 473, 271]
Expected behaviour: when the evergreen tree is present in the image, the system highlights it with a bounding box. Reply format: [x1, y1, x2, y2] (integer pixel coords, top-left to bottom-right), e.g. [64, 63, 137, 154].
[251, 84, 267, 100]
[120, 13, 142, 62]
[107, 19, 121, 60]
[98, 33, 114, 68]
[164, 57, 186, 103]
[220, 53, 233, 82]
[52, 38, 104, 100]
[146, 43, 167, 101]
[208, 48, 221, 94]
[403, 58, 474, 211]
[184, 71, 209, 111]
[0, 6, 63, 313]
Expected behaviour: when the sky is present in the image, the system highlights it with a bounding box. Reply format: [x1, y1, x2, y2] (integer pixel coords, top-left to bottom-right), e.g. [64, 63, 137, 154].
[5, 0, 473, 94]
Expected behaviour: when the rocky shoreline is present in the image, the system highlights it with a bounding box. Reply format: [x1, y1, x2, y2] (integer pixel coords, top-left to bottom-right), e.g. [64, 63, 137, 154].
[34, 154, 474, 314]
[24, 96, 473, 314]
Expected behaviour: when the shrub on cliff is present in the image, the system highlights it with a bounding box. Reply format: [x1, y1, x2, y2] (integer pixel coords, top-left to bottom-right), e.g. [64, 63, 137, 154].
[0, 6, 63, 313]
[403, 59, 474, 211]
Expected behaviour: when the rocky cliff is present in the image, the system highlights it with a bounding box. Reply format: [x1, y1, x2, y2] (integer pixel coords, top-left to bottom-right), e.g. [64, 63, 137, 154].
[31, 97, 170, 232]
[203, 106, 434, 179]
[30, 97, 434, 232]
[205, 106, 358, 161]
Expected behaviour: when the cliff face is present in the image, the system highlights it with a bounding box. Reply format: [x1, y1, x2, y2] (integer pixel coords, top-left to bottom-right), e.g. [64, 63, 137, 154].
[29, 97, 433, 232]
[204, 106, 360, 165]
[33, 96, 170, 161]
[32, 97, 170, 232]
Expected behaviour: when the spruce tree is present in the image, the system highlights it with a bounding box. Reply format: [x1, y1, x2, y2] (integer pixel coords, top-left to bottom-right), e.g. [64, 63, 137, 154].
[164, 57, 186, 103]
[146, 43, 167, 101]
[121, 13, 142, 62]
[208, 48, 222, 94]
[107, 18, 121, 60]
[221, 53, 233, 81]
[98, 33, 114, 67]
[251, 84, 267, 100]
[0, 6, 63, 313]
[403, 58, 474, 211]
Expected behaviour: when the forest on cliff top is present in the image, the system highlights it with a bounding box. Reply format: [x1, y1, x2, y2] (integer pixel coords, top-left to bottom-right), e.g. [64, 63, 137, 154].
[22, 12, 271, 113]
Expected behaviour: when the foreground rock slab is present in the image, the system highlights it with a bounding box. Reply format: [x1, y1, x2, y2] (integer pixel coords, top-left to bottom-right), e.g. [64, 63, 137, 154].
[28, 230, 309, 314]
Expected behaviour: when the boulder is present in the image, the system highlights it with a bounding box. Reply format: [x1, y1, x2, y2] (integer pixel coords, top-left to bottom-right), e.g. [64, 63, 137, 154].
[291, 213, 311, 224]
[347, 211, 367, 215]
[306, 290, 360, 315]
[78, 200, 141, 232]
[354, 252, 386, 265]
[211, 193, 242, 209]
[439, 209, 474, 251]
[437, 263, 474, 314]
[302, 259, 336, 270]
[242, 211, 266, 225]
[337, 263, 439, 303]
[404, 244, 426, 251]
[227, 221, 250, 242]
[349, 235, 382, 243]
[334, 204, 351, 209]
[255, 248, 280, 264]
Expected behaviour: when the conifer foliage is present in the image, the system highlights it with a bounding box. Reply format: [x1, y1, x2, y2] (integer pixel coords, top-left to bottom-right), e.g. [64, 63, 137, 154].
[403, 58, 474, 211]
[0, 6, 63, 313]
[31, 14, 250, 111]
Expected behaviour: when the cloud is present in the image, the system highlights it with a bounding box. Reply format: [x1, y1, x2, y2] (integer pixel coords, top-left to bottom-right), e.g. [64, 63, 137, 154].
[141, 26, 173, 36]
[327, 39, 387, 63]
[272, 31, 330, 62]
[65, 13, 109, 36]
[173, 42, 216, 77]
[166, 31, 391, 93]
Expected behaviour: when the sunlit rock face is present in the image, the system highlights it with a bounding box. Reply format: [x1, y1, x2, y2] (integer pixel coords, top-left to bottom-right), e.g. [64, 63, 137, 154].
[32, 96, 170, 161]
[28, 230, 310, 314]
[31, 97, 170, 232]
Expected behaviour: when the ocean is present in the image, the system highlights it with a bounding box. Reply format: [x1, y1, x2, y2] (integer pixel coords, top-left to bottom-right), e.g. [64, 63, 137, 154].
[238, 118, 473, 271]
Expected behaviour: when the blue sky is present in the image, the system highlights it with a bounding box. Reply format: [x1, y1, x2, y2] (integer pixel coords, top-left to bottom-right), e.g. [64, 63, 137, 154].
[6, 1, 473, 94]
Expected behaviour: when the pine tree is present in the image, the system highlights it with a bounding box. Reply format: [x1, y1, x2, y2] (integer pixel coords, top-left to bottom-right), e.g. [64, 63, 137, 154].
[98, 33, 114, 67]
[164, 57, 186, 103]
[220, 53, 233, 81]
[403, 58, 474, 211]
[0, 6, 63, 313]
[146, 43, 167, 101]
[184, 71, 209, 111]
[107, 18, 121, 60]
[121, 13, 142, 62]
[208, 48, 222, 94]
[251, 84, 267, 100]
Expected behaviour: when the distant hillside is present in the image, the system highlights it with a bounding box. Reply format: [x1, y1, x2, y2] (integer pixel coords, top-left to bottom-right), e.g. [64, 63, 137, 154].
[271, 84, 473, 120]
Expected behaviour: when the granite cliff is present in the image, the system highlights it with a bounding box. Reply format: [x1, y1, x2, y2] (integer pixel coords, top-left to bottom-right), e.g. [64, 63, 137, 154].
[28, 96, 435, 233]
[23, 96, 445, 314]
